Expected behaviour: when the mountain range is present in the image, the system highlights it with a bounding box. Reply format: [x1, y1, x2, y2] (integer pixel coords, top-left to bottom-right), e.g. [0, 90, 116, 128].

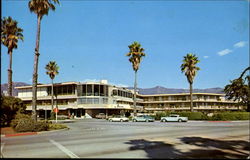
[1, 82, 224, 96]
[131, 86, 224, 95]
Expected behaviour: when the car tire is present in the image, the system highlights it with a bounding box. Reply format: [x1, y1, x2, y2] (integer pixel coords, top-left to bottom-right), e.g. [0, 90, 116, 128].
[133, 119, 137, 122]
[109, 119, 113, 122]
[120, 119, 123, 122]
[146, 119, 149, 122]
[178, 119, 182, 122]
[162, 119, 167, 122]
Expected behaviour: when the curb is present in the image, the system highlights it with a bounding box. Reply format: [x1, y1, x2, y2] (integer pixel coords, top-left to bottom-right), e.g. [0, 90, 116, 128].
[1, 128, 70, 138]
[208, 121, 231, 123]
[1, 132, 38, 138]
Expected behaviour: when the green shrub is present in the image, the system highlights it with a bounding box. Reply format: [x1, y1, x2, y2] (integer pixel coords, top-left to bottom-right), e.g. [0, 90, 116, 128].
[34, 121, 49, 131]
[48, 123, 68, 130]
[10, 112, 32, 129]
[49, 112, 56, 120]
[128, 116, 133, 121]
[1, 96, 26, 127]
[11, 113, 49, 132]
[178, 112, 207, 120]
[211, 112, 250, 121]
[154, 112, 168, 120]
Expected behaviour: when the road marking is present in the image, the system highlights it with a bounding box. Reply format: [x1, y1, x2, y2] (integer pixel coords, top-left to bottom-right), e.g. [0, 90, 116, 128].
[49, 140, 79, 158]
[1, 143, 5, 158]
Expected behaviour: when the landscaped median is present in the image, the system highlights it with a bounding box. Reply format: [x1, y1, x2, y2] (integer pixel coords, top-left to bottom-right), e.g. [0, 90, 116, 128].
[1, 112, 69, 138]
[1, 123, 69, 138]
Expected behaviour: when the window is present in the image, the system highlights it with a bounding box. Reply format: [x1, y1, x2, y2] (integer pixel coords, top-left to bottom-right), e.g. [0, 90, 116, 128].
[87, 85, 92, 96]
[100, 85, 104, 96]
[82, 85, 86, 96]
[94, 85, 99, 96]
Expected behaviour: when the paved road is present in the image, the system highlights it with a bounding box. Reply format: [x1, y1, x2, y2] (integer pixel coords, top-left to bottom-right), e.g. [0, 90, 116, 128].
[1, 119, 249, 159]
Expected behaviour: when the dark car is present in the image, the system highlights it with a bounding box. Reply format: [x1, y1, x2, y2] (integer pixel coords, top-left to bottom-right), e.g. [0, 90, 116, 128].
[95, 113, 106, 119]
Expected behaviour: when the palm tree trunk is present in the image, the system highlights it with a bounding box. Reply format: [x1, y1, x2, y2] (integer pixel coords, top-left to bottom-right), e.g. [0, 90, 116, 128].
[51, 79, 54, 111]
[7, 50, 13, 97]
[133, 70, 137, 116]
[32, 15, 42, 122]
[190, 83, 193, 112]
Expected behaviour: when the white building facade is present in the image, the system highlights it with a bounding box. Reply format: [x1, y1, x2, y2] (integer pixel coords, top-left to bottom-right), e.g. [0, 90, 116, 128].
[15, 80, 241, 119]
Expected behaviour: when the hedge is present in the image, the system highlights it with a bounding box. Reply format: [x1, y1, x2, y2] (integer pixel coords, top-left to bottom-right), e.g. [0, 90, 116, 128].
[152, 111, 249, 121]
[211, 112, 250, 121]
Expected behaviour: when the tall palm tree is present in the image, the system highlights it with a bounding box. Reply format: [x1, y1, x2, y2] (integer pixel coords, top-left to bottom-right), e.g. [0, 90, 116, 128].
[45, 61, 59, 119]
[181, 53, 200, 112]
[126, 41, 146, 116]
[28, 0, 59, 121]
[1, 17, 24, 97]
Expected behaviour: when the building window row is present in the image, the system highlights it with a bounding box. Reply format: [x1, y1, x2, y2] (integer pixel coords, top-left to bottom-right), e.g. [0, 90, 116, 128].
[47, 85, 76, 96]
[77, 84, 109, 96]
[78, 97, 109, 104]
[112, 89, 133, 98]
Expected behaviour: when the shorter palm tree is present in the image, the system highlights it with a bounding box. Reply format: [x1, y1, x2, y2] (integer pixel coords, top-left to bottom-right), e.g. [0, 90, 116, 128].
[181, 53, 200, 112]
[126, 41, 146, 116]
[45, 61, 59, 119]
[1, 16, 24, 96]
[224, 67, 250, 111]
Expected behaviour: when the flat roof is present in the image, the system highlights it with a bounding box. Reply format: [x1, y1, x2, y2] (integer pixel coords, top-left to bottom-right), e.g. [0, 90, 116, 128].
[15, 81, 78, 89]
[138, 93, 225, 96]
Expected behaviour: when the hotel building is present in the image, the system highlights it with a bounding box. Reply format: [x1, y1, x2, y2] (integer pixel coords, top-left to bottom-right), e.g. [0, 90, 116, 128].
[15, 80, 241, 118]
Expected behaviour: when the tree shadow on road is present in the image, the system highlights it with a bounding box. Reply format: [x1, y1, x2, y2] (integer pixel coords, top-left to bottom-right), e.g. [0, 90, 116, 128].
[125, 139, 182, 159]
[125, 137, 250, 159]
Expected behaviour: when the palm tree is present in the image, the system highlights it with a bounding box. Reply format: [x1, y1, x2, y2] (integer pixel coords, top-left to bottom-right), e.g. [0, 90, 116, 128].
[28, 0, 59, 121]
[224, 66, 250, 112]
[45, 61, 59, 119]
[126, 41, 146, 116]
[1, 17, 24, 97]
[181, 53, 200, 112]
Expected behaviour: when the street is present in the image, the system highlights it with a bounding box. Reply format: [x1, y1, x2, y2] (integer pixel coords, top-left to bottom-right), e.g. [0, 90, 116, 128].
[1, 119, 249, 159]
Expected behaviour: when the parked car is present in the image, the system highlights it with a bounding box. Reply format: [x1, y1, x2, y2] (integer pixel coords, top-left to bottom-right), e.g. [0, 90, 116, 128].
[108, 115, 129, 122]
[95, 113, 106, 119]
[160, 114, 188, 122]
[132, 115, 155, 122]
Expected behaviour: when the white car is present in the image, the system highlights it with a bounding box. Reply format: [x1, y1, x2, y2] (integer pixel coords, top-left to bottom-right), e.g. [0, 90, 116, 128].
[160, 114, 188, 122]
[108, 116, 129, 122]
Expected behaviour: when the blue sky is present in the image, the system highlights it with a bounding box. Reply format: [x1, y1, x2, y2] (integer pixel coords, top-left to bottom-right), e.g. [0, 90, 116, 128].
[1, 0, 249, 89]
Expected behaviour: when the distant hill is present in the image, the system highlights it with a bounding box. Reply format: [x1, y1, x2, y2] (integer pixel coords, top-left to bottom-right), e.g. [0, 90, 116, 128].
[128, 86, 224, 95]
[1, 82, 30, 96]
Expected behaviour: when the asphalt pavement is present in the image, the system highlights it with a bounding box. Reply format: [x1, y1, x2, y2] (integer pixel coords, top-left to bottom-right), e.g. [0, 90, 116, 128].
[1, 119, 249, 159]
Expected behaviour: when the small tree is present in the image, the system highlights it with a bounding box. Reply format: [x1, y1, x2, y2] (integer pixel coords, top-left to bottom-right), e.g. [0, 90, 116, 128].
[0, 96, 26, 127]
